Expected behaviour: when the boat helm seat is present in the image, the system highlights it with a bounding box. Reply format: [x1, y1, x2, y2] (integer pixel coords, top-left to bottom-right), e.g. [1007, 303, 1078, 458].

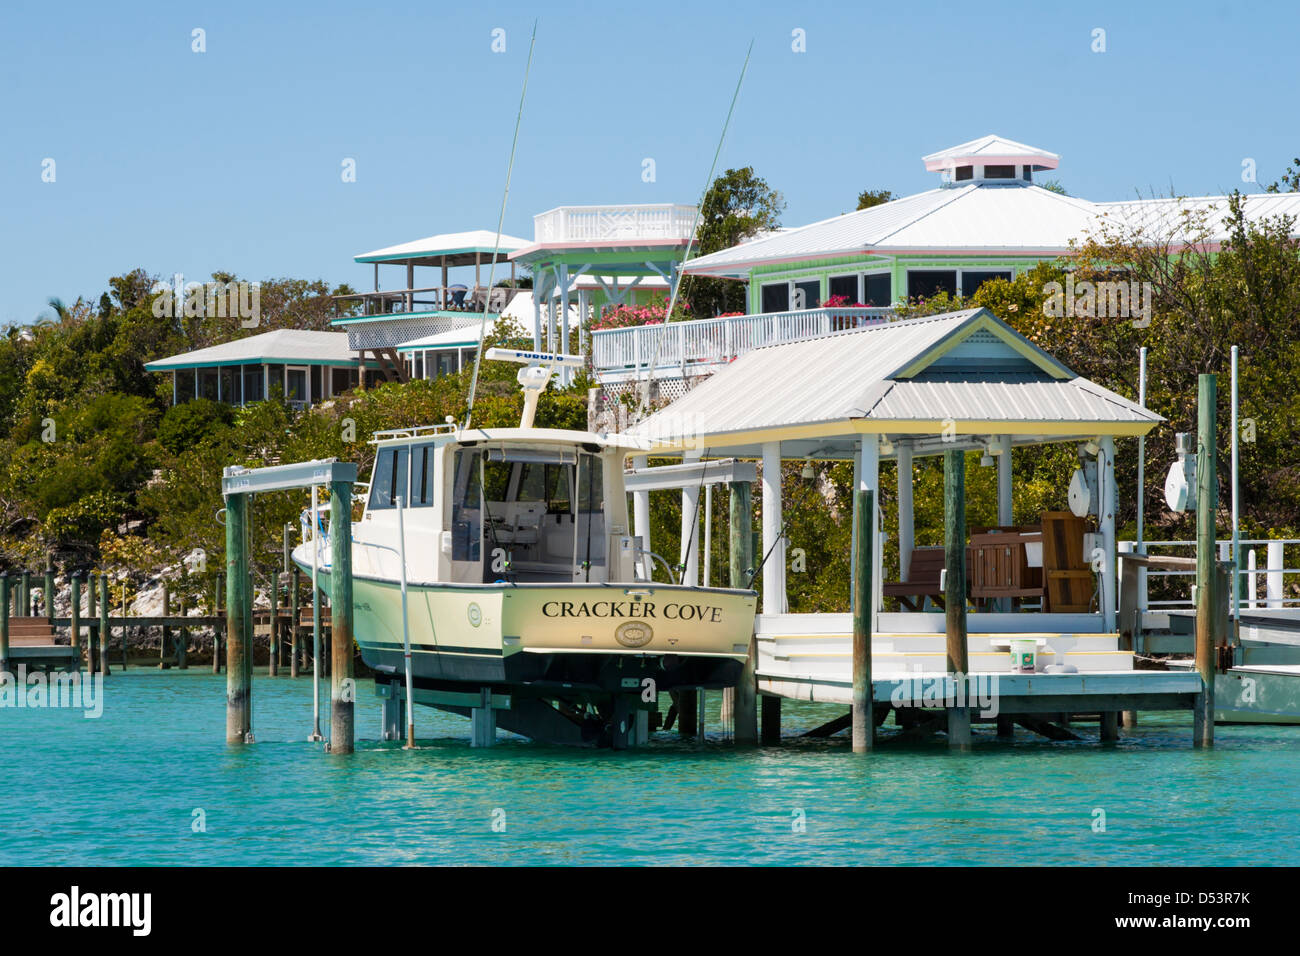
[493, 503, 544, 545]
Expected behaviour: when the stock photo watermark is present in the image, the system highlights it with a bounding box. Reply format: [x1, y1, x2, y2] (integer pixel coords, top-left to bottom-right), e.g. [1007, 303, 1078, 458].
[0, 667, 104, 718]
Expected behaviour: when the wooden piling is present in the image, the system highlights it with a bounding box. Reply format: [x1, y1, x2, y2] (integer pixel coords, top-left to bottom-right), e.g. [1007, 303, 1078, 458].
[177, 594, 188, 669]
[290, 566, 301, 678]
[86, 572, 97, 672]
[44, 562, 54, 623]
[852, 488, 874, 753]
[70, 571, 82, 668]
[268, 575, 279, 677]
[760, 695, 781, 744]
[120, 581, 129, 669]
[21, 570, 31, 616]
[328, 480, 355, 754]
[0, 572, 10, 676]
[225, 492, 252, 744]
[159, 582, 170, 667]
[944, 449, 971, 750]
[729, 480, 757, 744]
[98, 571, 110, 677]
[678, 690, 698, 737]
[1194, 373, 1217, 747]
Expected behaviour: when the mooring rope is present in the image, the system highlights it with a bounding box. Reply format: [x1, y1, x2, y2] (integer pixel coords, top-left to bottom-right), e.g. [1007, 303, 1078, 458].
[464, 19, 538, 430]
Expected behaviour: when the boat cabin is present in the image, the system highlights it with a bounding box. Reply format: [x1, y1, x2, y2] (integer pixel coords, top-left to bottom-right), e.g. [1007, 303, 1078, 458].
[356, 426, 648, 586]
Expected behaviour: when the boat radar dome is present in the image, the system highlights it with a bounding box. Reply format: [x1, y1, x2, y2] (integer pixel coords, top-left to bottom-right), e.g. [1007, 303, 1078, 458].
[921, 134, 1059, 185]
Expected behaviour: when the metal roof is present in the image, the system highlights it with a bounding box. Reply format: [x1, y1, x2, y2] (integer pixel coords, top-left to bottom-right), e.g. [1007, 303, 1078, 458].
[629, 308, 1161, 455]
[921, 134, 1060, 171]
[682, 182, 1300, 276]
[355, 230, 530, 266]
[145, 330, 359, 370]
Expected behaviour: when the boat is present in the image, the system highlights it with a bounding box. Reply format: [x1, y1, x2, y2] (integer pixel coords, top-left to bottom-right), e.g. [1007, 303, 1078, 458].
[290, 349, 758, 746]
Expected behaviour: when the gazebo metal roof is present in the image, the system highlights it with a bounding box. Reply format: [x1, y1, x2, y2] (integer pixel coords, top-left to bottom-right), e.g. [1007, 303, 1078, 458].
[629, 308, 1162, 460]
[354, 229, 530, 267]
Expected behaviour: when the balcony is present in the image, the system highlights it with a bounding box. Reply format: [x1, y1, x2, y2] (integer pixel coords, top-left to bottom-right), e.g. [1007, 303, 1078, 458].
[533, 204, 698, 245]
[590, 306, 897, 382]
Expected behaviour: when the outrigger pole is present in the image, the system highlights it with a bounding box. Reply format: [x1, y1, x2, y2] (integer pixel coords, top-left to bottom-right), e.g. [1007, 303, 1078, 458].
[637, 39, 753, 419]
[464, 19, 538, 430]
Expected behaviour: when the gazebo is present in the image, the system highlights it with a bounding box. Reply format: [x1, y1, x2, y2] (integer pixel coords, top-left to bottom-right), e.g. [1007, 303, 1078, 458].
[627, 308, 1164, 710]
[332, 229, 530, 382]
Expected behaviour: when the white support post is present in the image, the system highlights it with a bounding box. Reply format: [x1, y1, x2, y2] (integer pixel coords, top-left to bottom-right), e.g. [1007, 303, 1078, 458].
[996, 435, 1013, 526]
[557, 263, 571, 387]
[1099, 436, 1118, 631]
[680, 452, 701, 588]
[703, 484, 713, 588]
[631, 455, 652, 581]
[857, 438, 880, 630]
[896, 443, 914, 582]
[761, 442, 786, 614]
[1267, 541, 1284, 608]
[531, 280, 544, 350]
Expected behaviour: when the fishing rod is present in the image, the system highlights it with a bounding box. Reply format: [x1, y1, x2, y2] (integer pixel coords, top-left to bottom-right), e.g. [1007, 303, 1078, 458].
[464, 19, 538, 430]
[746, 521, 787, 591]
[636, 39, 754, 420]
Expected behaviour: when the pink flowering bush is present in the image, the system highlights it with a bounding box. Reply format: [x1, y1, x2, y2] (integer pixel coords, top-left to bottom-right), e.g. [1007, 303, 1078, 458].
[591, 295, 692, 330]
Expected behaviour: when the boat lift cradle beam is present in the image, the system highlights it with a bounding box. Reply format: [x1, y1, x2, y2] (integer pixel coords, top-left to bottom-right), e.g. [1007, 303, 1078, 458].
[221, 459, 359, 753]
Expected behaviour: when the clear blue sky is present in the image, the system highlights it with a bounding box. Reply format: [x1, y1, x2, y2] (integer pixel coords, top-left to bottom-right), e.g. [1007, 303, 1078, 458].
[2, 0, 1297, 324]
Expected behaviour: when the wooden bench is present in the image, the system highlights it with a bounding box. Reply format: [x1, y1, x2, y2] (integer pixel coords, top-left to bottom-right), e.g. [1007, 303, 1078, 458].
[884, 547, 948, 611]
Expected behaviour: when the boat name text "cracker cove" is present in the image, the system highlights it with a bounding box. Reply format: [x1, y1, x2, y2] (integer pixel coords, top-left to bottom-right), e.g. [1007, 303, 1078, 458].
[541, 601, 723, 622]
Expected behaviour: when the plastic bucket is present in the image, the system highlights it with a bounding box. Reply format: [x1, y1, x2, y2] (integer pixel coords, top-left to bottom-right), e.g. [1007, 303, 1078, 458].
[1009, 639, 1038, 674]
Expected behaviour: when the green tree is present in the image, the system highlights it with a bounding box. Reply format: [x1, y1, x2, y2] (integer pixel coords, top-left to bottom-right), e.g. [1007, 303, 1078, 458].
[856, 188, 894, 210]
[685, 167, 785, 317]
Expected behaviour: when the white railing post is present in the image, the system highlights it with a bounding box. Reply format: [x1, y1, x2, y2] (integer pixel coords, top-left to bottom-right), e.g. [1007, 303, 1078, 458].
[1247, 547, 1257, 610]
[1267, 541, 1284, 608]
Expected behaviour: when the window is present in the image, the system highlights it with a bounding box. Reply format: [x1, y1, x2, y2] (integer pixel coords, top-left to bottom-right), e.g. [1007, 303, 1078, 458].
[451, 449, 482, 563]
[175, 369, 195, 403]
[760, 282, 789, 312]
[983, 164, 1015, 179]
[517, 463, 572, 515]
[311, 366, 323, 401]
[409, 445, 435, 507]
[954, 165, 973, 181]
[243, 365, 264, 403]
[266, 364, 285, 398]
[368, 447, 409, 510]
[199, 368, 219, 401]
[907, 270, 957, 300]
[576, 454, 603, 513]
[863, 273, 891, 307]
[792, 279, 820, 310]
[961, 270, 1013, 297]
[1022, 166, 1033, 181]
[828, 274, 858, 302]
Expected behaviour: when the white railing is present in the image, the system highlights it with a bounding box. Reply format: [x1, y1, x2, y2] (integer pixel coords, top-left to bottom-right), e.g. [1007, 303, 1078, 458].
[533, 204, 698, 244]
[590, 306, 897, 377]
[1121, 538, 1300, 613]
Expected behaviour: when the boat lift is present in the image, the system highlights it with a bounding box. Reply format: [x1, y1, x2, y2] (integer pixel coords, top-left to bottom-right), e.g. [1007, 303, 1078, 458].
[221, 458, 359, 752]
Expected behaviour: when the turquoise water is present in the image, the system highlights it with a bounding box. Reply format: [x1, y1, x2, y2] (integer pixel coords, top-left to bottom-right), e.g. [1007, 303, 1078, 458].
[3, 670, 1297, 866]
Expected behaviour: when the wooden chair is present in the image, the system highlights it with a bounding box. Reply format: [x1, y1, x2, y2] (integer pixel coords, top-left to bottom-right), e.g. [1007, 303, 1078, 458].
[883, 547, 947, 611]
[1041, 511, 1095, 613]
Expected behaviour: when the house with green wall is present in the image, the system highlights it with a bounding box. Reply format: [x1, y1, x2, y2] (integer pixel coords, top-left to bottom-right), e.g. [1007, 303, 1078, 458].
[588, 134, 1300, 390]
